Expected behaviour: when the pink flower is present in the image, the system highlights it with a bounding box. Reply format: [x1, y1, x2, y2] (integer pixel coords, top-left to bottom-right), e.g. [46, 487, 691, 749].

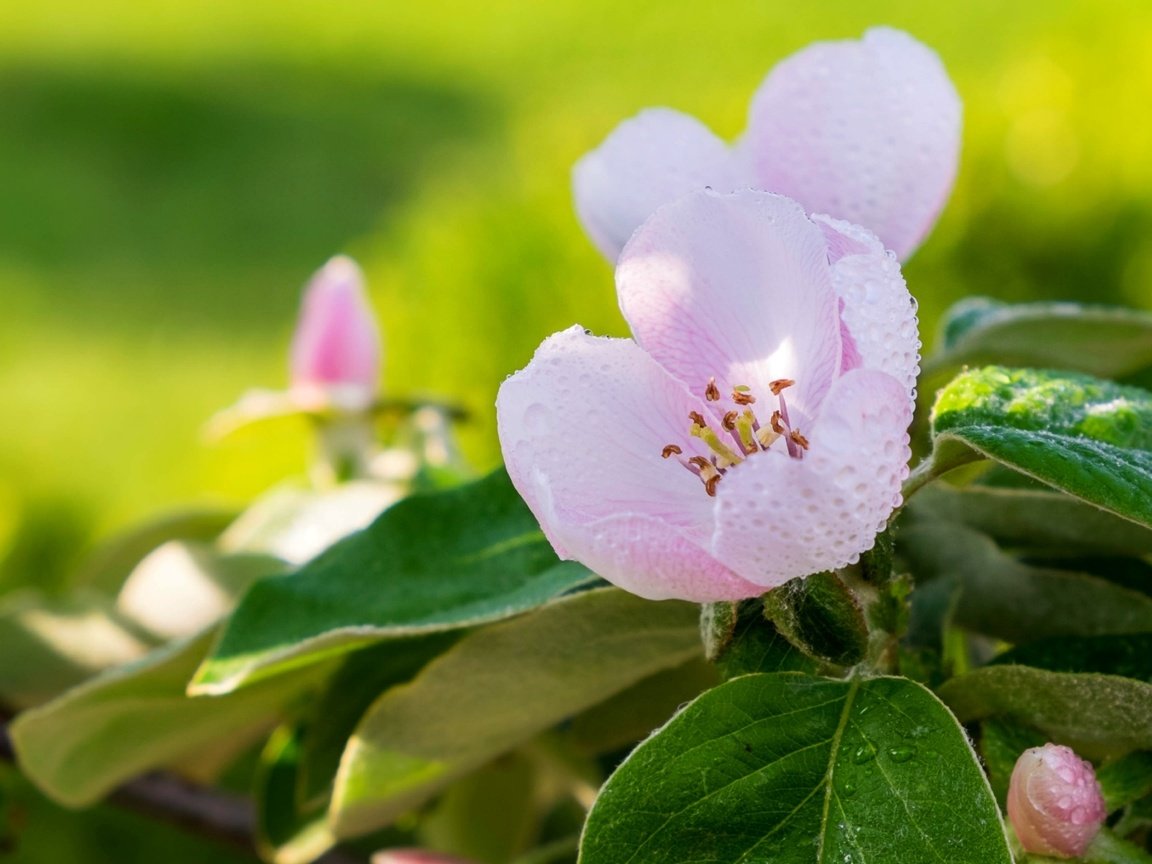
[497, 190, 915, 602]
[290, 255, 382, 410]
[1008, 743, 1107, 859]
[574, 27, 961, 263]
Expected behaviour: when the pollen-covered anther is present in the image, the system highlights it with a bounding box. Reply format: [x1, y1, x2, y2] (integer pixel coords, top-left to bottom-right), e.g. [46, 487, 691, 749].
[661, 444, 683, 459]
[769, 378, 795, 395]
[790, 429, 810, 451]
[732, 385, 756, 406]
[705, 377, 721, 401]
[687, 455, 723, 497]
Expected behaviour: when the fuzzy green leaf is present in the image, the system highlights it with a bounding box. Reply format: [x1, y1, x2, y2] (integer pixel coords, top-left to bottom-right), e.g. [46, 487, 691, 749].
[192, 469, 599, 694]
[929, 367, 1152, 529]
[928, 299, 1152, 381]
[938, 666, 1152, 759]
[329, 588, 700, 838]
[11, 629, 329, 807]
[579, 673, 1011, 864]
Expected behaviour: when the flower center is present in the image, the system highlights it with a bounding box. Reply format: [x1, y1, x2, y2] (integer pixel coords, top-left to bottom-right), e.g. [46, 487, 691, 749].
[661, 377, 809, 497]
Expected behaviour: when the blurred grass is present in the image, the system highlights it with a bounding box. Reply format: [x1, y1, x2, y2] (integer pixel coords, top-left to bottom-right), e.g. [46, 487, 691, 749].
[1, 0, 1152, 593]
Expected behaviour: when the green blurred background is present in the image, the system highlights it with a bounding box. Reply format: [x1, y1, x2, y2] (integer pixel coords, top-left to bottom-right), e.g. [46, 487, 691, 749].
[2, 0, 1152, 855]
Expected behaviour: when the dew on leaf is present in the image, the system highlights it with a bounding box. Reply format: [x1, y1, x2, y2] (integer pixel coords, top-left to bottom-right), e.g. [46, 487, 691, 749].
[888, 745, 917, 763]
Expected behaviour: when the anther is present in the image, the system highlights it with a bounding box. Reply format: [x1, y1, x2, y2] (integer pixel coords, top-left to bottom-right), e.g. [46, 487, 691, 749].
[732, 385, 756, 406]
[757, 427, 781, 448]
[770, 410, 785, 434]
[705, 377, 721, 401]
[790, 430, 810, 451]
[722, 411, 738, 431]
[769, 378, 795, 395]
[661, 444, 682, 459]
[704, 475, 721, 497]
[689, 411, 707, 428]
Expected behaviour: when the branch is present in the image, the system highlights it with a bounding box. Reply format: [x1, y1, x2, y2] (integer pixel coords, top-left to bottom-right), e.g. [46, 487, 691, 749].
[0, 717, 364, 863]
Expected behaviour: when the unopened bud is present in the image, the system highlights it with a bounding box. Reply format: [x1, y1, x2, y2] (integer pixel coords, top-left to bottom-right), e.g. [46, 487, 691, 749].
[290, 255, 381, 410]
[1007, 743, 1106, 858]
[371, 851, 476, 864]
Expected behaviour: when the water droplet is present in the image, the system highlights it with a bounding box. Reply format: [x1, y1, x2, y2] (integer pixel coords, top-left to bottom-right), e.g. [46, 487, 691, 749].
[841, 781, 857, 798]
[853, 745, 876, 765]
[888, 745, 917, 764]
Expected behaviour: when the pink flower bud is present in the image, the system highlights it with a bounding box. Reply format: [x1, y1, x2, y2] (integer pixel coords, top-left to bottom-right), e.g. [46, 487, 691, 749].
[1007, 743, 1107, 858]
[371, 851, 476, 864]
[290, 255, 381, 409]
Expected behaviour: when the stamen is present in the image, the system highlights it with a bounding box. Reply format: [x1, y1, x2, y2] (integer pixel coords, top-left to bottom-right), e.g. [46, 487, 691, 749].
[757, 426, 781, 448]
[734, 410, 759, 453]
[663, 374, 811, 495]
[690, 422, 742, 468]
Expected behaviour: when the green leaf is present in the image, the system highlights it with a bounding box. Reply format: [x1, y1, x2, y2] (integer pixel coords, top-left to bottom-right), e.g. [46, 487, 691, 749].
[218, 480, 403, 566]
[928, 367, 1152, 529]
[566, 659, 719, 757]
[74, 508, 238, 593]
[329, 587, 700, 838]
[1096, 751, 1152, 812]
[10, 628, 329, 807]
[978, 716, 1046, 807]
[763, 571, 868, 667]
[715, 600, 820, 679]
[115, 541, 287, 640]
[255, 725, 335, 864]
[928, 298, 1152, 381]
[899, 524, 1152, 642]
[192, 469, 599, 694]
[579, 672, 1011, 864]
[298, 633, 461, 806]
[0, 590, 154, 709]
[992, 634, 1152, 682]
[418, 754, 538, 864]
[907, 482, 1152, 557]
[938, 666, 1152, 759]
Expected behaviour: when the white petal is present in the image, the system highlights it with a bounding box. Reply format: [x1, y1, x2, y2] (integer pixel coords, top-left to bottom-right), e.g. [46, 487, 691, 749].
[814, 215, 921, 398]
[617, 189, 842, 425]
[573, 108, 740, 262]
[711, 369, 911, 587]
[555, 513, 765, 602]
[739, 27, 962, 260]
[497, 326, 719, 553]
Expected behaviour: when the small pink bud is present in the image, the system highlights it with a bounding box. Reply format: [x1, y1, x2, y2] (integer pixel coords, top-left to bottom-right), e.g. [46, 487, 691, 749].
[290, 255, 382, 409]
[1007, 743, 1107, 858]
[371, 851, 476, 864]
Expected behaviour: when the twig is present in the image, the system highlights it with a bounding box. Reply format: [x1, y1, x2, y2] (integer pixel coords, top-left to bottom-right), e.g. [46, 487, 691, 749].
[0, 717, 365, 863]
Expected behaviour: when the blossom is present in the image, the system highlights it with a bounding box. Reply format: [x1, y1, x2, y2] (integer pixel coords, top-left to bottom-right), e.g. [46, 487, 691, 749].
[1008, 743, 1107, 859]
[574, 27, 961, 263]
[497, 190, 915, 602]
[290, 255, 382, 411]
